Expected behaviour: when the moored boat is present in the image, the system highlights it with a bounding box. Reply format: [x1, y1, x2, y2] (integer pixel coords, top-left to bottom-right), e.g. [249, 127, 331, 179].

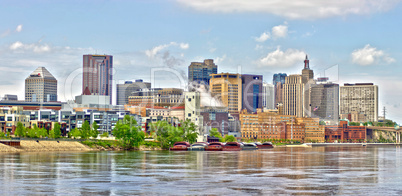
[242, 143, 258, 150]
[205, 142, 224, 151]
[169, 141, 190, 151]
[259, 142, 274, 149]
[223, 142, 242, 151]
[188, 142, 208, 151]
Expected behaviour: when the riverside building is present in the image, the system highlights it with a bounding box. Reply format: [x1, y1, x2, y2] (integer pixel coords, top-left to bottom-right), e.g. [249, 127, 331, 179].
[239, 109, 309, 142]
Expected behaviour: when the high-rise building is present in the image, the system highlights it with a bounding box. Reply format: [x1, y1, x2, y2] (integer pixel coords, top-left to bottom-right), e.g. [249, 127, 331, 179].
[273, 73, 287, 106]
[340, 83, 378, 122]
[283, 75, 304, 117]
[116, 80, 151, 105]
[188, 59, 217, 86]
[82, 55, 113, 104]
[273, 73, 287, 85]
[241, 74, 263, 113]
[306, 78, 339, 124]
[25, 67, 57, 102]
[210, 73, 242, 116]
[283, 55, 314, 118]
[262, 82, 275, 110]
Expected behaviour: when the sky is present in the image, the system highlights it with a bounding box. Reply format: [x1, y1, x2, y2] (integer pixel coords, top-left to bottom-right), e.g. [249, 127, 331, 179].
[0, 0, 401, 123]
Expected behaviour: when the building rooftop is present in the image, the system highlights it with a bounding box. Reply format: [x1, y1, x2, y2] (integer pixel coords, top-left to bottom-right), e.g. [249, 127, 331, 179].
[26, 67, 56, 80]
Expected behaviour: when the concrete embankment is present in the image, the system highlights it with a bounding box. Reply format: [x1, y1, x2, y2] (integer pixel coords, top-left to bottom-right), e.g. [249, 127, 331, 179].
[0, 141, 92, 153]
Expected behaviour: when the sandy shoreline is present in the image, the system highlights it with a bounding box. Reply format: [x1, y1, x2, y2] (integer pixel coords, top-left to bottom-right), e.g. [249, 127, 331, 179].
[0, 141, 92, 153]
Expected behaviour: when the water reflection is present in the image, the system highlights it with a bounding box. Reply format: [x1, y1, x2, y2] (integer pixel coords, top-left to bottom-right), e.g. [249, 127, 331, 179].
[0, 146, 401, 195]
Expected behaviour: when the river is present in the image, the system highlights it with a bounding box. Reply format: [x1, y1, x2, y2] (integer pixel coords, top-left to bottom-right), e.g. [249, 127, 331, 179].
[0, 146, 401, 195]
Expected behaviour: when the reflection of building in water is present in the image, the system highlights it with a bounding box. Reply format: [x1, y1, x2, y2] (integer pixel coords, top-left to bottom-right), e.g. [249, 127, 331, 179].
[237, 151, 263, 171]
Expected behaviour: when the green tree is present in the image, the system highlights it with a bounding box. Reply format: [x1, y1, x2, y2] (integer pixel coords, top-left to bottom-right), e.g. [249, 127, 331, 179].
[100, 132, 109, 138]
[91, 121, 99, 138]
[150, 121, 183, 149]
[53, 123, 61, 139]
[39, 128, 48, 138]
[223, 135, 236, 142]
[81, 121, 91, 139]
[15, 122, 25, 137]
[69, 128, 81, 139]
[112, 115, 145, 149]
[181, 120, 198, 144]
[49, 128, 55, 138]
[209, 128, 223, 142]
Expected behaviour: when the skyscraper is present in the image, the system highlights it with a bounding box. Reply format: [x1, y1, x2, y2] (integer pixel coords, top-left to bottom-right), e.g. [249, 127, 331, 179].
[25, 67, 57, 102]
[306, 78, 339, 124]
[83, 55, 113, 104]
[262, 82, 275, 110]
[241, 74, 263, 113]
[283, 55, 314, 117]
[283, 75, 304, 117]
[273, 73, 287, 106]
[116, 79, 151, 105]
[188, 59, 217, 86]
[340, 83, 378, 122]
[210, 73, 242, 116]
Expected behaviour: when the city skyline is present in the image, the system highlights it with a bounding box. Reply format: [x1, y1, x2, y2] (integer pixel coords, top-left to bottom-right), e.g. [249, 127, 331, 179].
[0, 1, 401, 123]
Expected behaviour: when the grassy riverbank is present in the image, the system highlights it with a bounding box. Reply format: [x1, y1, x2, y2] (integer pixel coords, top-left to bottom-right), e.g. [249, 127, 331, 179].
[80, 140, 163, 151]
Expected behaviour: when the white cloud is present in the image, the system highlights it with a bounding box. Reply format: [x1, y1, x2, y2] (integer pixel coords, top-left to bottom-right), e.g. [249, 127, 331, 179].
[145, 42, 189, 58]
[16, 24, 23, 32]
[215, 54, 227, 64]
[177, 0, 399, 20]
[255, 44, 263, 50]
[272, 23, 288, 39]
[209, 48, 217, 53]
[254, 22, 288, 42]
[259, 46, 305, 67]
[9, 41, 50, 53]
[351, 44, 395, 66]
[179, 43, 189, 49]
[255, 32, 270, 42]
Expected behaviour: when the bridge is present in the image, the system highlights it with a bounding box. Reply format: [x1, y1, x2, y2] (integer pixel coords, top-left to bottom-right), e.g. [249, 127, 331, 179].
[366, 126, 401, 143]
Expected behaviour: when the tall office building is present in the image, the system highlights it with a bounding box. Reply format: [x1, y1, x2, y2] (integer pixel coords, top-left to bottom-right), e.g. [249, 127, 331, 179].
[116, 79, 151, 105]
[25, 67, 57, 102]
[340, 83, 378, 122]
[283, 75, 304, 117]
[262, 82, 275, 110]
[273, 73, 287, 106]
[82, 54, 113, 104]
[210, 73, 242, 116]
[283, 55, 314, 118]
[306, 78, 339, 124]
[188, 59, 217, 86]
[241, 74, 263, 113]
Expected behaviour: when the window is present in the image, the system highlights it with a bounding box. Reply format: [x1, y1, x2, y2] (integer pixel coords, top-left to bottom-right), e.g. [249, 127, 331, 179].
[7, 117, 12, 121]
[209, 112, 216, 120]
[188, 113, 191, 117]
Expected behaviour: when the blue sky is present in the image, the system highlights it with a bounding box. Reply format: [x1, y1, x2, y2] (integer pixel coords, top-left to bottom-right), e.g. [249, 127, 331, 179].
[0, 0, 401, 123]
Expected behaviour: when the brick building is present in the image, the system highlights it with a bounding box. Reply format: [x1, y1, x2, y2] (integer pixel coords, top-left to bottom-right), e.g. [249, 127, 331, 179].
[325, 120, 366, 142]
